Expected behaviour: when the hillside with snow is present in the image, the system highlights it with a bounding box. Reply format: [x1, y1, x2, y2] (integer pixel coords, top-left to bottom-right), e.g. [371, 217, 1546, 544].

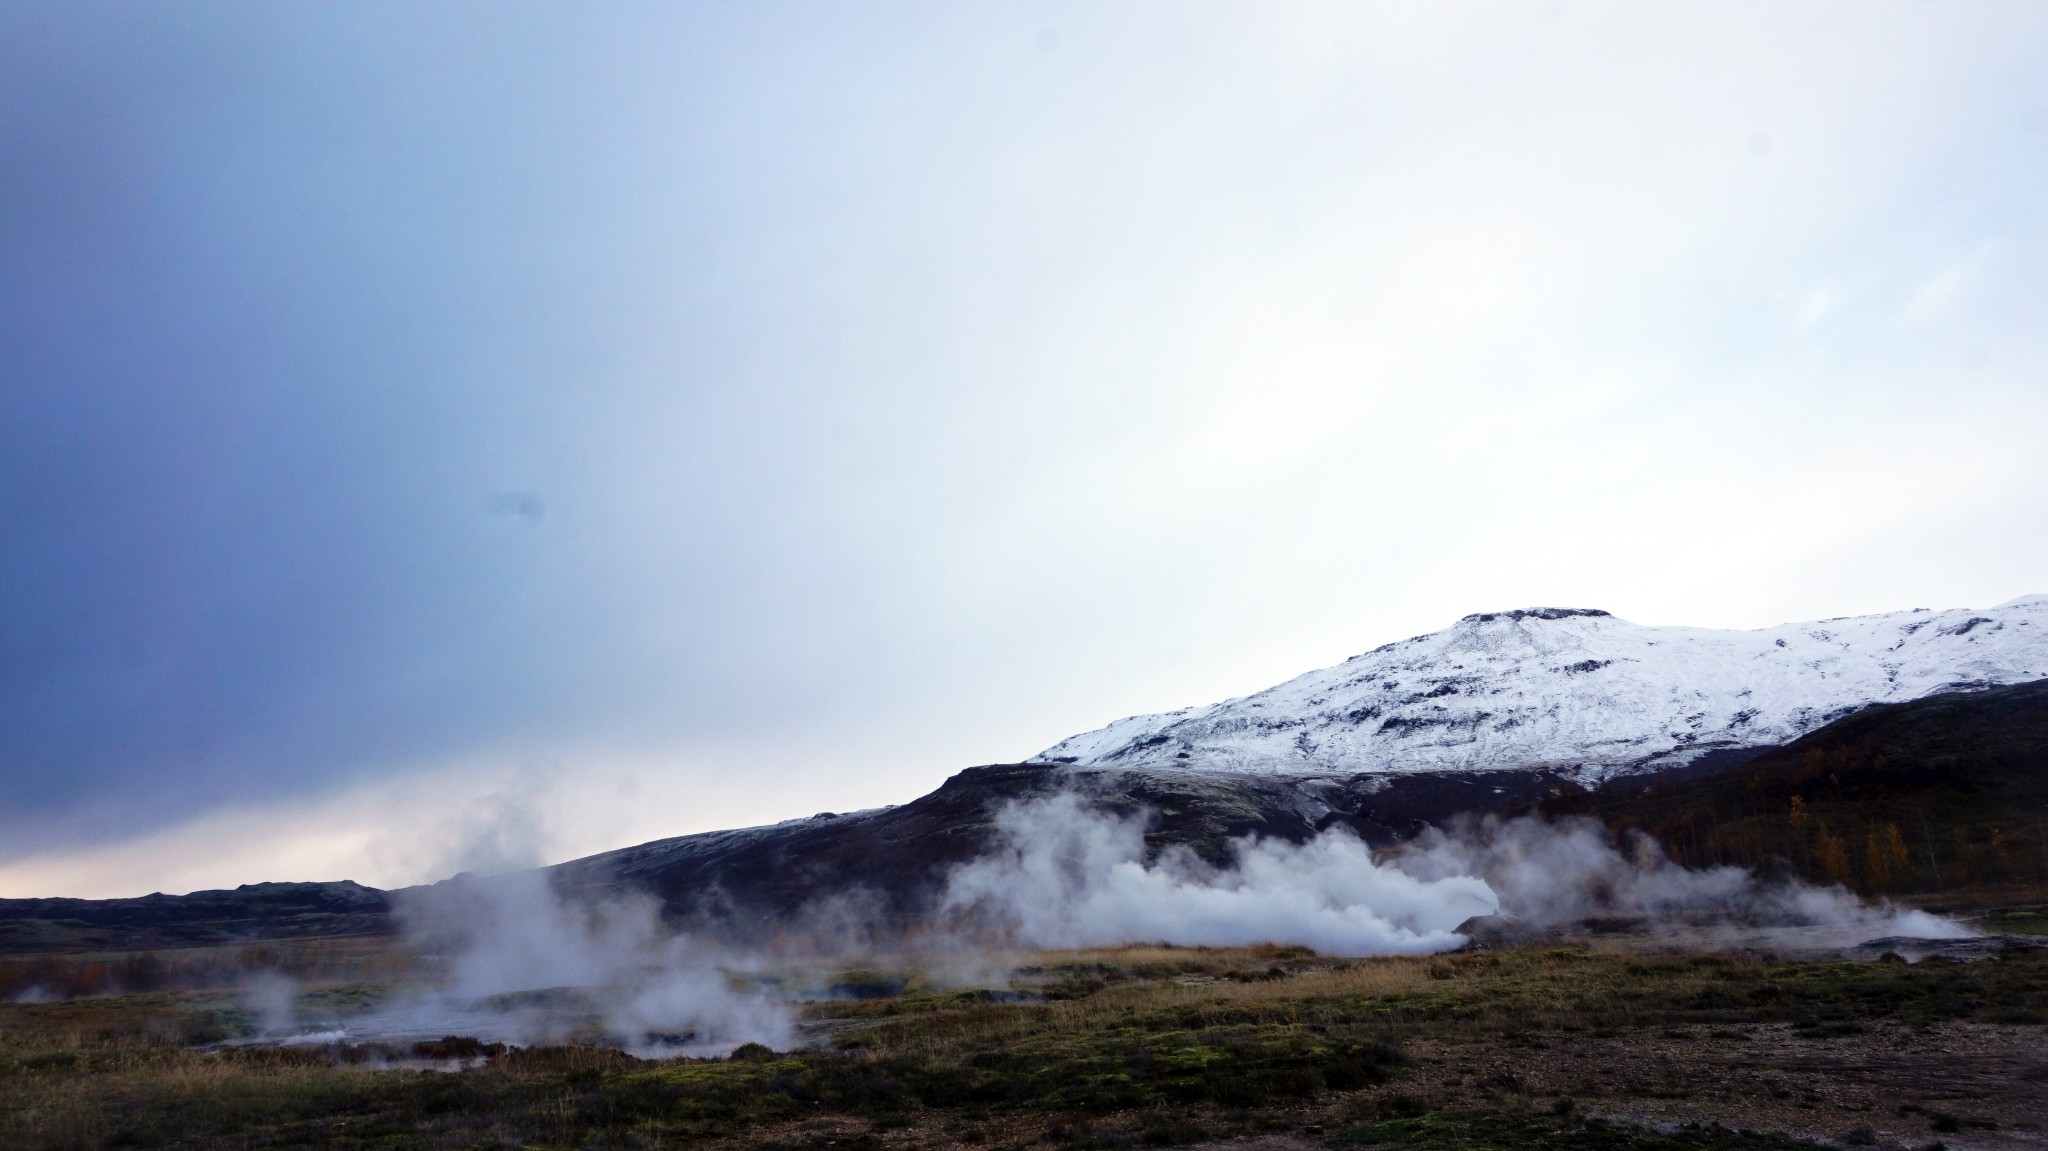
[1038, 597, 2048, 782]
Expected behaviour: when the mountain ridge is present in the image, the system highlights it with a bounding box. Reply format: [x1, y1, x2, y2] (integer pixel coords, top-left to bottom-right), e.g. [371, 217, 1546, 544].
[1038, 597, 2048, 782]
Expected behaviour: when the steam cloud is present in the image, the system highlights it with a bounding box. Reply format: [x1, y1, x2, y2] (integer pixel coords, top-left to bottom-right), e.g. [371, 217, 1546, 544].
[388, 870, 790, 1056]
[941, 795, 1971, 956]
[242, 970, 300, 1037]
[941, 793, 1494, 955]
[1391, 813, 1971, 945]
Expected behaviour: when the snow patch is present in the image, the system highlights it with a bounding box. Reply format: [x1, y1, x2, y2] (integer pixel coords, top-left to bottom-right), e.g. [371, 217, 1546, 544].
[1039, 599, 2048, 779]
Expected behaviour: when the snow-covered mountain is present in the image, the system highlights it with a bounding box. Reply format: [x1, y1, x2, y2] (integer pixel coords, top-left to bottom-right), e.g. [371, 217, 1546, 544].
[1038, 597, 2048, 782]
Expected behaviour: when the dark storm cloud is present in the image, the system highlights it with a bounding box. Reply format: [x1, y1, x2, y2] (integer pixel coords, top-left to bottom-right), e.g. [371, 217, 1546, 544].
[0, 7, 729, 846]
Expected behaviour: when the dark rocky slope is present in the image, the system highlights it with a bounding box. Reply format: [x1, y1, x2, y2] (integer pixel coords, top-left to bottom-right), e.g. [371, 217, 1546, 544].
[538, 761, 1594, 936]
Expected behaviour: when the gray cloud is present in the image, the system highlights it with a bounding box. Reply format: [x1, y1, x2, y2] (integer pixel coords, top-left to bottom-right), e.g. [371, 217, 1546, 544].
[4, 4, 2047, 886]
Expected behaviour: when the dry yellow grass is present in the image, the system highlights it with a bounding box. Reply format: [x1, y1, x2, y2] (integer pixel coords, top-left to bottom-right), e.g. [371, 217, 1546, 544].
[817, 948, 1433, 1061]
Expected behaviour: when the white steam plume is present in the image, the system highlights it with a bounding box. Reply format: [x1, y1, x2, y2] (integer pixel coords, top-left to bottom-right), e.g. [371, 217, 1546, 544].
[240, 970, 300, 1036]
[387, 870, 790, 1056]
[941, 795, 1971, 957]
[941, 793, 1495, 955]
[1392, 814, 1971, 944]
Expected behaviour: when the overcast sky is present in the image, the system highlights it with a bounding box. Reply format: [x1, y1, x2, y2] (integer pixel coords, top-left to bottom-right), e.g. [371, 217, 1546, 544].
[3, 2, 2045, 898]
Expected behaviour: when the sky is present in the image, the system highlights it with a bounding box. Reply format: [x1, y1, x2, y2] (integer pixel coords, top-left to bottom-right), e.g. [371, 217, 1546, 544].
[3, 2, 2046, 898]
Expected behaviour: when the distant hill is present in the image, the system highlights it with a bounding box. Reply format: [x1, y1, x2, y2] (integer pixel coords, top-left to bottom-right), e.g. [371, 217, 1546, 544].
[1043, 598, 2048, 781]
[0, 881, 389, 956]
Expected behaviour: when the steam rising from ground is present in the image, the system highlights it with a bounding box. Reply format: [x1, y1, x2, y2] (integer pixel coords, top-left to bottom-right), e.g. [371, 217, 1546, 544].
[242, 970, 299, 1036]
[941, 795, 1970, 956]
[1392, 814, 1970, 946]
[942, 794, 1493, 955]
[381, 871, 789, 1056]
[234, 792, 1968, 1056]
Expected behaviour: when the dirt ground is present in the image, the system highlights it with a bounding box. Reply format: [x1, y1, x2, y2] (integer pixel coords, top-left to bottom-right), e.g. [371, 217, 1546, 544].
[1404, 1022, 2048, 1150]
[643, 1022, 2047, 1151]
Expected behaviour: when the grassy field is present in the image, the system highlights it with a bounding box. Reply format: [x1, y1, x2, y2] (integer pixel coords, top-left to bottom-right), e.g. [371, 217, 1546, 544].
[0, 937, 413, 1003]
[2, 928, 2044, 1151]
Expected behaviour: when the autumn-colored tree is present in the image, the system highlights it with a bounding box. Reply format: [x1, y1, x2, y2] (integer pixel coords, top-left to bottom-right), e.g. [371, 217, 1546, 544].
[1788, 795, 1808, 831]
[1864, 823, 1910, 890]
[1990, 828, 2016, 882]
[1863, 825, 1889, 889]
[1815, 822, 1851, 886]
[1884, 824, 1911, 887]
